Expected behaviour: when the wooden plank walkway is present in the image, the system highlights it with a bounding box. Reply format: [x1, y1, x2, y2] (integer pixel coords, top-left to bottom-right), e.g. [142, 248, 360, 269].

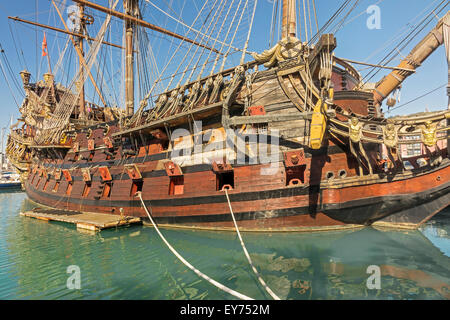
[20, 208, 142, 231]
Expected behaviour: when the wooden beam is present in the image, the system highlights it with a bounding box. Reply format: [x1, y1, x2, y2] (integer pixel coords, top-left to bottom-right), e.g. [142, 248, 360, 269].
[228, 113, 313, 126]
[76, 3, 86, 119]
[282, 0, 296, 39]
[124, 0, 136, 116]
[373, 12, 450, 106]
[72, 0, 221, 54]
[8, 16, 124, 50]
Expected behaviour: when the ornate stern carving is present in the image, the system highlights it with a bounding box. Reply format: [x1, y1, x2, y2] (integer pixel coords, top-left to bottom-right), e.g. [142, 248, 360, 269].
[19, 70, 31, 87]
[348, 117, 373, 176]
[349, 117, 363, 143]
[252, 37, 303, 68]
[197, 77, 214, 104]
[420, 120, 438, 147]
[382, 123, 399, 149]
[146, 93, 168, 122]
[209, 74, 224, 104]
[184, 81, 201, 111]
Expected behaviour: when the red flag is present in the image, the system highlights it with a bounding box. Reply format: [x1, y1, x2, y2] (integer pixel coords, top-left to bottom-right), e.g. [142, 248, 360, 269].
[42, 33, 48, 57]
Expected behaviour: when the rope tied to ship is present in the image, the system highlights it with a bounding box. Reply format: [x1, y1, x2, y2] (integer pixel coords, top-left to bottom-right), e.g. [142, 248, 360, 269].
[135, 191, 254, 300]
[223, 188, 281, 300]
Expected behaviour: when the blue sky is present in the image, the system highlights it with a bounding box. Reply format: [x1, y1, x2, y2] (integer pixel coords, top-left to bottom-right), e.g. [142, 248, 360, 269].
[0, 0, 448, 133]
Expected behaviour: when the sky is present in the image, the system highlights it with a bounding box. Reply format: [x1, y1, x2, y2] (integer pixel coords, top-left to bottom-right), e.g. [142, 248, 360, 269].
[0, 0, 448, 134]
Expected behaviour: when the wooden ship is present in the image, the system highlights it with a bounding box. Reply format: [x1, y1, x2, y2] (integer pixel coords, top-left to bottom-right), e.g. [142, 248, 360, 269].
[5, 0, 450, 231]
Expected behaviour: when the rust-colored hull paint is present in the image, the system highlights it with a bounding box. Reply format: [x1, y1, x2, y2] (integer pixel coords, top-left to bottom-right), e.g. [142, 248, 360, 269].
[24, 154, 450, 231]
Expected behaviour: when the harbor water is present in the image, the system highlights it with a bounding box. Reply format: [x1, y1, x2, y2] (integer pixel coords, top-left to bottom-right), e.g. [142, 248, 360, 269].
[0, 191, 449, 300]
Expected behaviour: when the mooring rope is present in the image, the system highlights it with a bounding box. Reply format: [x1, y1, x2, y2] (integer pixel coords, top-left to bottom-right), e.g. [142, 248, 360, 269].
[224, 189, 281, 300]
[136, 192, 254, 300]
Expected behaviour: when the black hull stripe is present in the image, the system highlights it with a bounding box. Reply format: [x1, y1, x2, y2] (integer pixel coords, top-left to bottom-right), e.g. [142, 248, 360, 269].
[153, 206, 313, 224]
[26, 173, 450, 226]
[26, 181, 319, 208]
[25, 180, 450, 226]
[28, 162, 450, 208]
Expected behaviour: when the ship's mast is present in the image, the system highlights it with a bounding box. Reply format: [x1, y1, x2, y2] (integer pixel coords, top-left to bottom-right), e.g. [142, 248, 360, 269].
[124, 0, 138, 117]
[282, 0, 296, 39]
[76, 3, 86, 119]
[373, 12, 450, 107]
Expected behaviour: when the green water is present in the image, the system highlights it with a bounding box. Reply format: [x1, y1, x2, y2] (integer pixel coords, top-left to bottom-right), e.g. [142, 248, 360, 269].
[0, 191, 449, 300]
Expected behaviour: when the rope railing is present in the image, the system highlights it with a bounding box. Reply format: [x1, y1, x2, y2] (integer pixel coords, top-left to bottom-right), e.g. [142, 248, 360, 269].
[224, 188, 281, 300]
[136, 191, 254, 300]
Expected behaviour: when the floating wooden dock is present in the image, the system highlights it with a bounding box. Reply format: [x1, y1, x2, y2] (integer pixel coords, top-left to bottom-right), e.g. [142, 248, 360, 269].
[20, 208, 142, 231]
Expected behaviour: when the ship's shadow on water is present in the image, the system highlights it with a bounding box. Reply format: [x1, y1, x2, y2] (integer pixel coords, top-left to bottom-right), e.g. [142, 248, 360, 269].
[1, 196, 449, 300]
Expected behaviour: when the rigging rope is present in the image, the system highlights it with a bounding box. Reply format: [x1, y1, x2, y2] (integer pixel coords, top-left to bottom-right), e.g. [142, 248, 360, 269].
[38, 0, 118, 144]
[8, 21, 29, 72]
[145, 0, 240, 52]
[362, 0, 448, 84]
[0, 42, 24, 96]
[311, 0, 319, 39]
[0, 53, 20, 108]
[445, 12, 450, 109]
[139, 0, 210, 110]
[307, 0, 313, 41]
[308, 0, 352, 45]
[240, 0, 258, 65]
[269, 0, 278, 47]
[191, 0, 237, 82]
[303, 0, 309, 43]
[224, 189, 281, 300]
[219, 0, 249, 72]
[136, 191, 254, 300]
[176, 0, 226, 87]
[331, 0, 360, 34]
[342, 0, 385, 28]
[386, 83, 447, 114]
[209, 0, 245, 76]
[164, 0, 217, 91]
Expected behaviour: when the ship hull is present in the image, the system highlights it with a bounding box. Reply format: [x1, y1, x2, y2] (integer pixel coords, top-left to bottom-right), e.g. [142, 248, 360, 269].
[9, 41, 450, 232]
[23, 158, 450, 232]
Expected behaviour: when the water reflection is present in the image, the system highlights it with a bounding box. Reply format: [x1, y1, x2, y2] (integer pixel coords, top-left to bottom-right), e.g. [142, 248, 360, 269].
[0, 195, 448, 299]
[420, 207, 450, 258]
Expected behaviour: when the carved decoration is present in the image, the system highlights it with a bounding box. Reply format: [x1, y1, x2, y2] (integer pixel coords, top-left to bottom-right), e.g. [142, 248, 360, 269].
[54, 169, 62, 181]
[81, 168, 91, 182]
[420, 120, 438, 147]
[252, 37, 303, 68]
[62, 169, 72, 182]
[382, 123, 399, 148]
[103, 137, 113, 149]
[349, 117, 363, 143]
[73, 142, 80, 153]
[88, 139, 95, 151]
[209, 74, 224, 103]
[164, 161, 183, 177]
[125, 164, 142, 180]
[98, 166, 112, 182]
[212, 157, 233, 173]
